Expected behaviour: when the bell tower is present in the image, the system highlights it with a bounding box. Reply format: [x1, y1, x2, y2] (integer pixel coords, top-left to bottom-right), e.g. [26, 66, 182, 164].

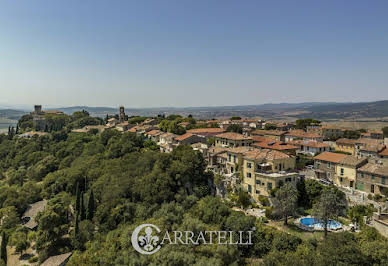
[119, 106, 125, 123]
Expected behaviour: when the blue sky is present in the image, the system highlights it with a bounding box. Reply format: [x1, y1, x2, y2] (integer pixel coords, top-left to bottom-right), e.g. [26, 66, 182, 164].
[1, 0, 388, 108]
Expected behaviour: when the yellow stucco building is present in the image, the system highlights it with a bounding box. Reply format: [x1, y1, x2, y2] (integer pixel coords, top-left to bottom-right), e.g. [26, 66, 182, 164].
[241, 149, 297, 198]
[335, 138, 356, 155]
[335, 156, 367, 189]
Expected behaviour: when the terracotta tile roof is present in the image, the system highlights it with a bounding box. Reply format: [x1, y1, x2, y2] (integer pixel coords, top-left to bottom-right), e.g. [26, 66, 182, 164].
[286, 130, 322, 139]
[208, 147, 229, 155]
[314, 152, 347, 163]
[338, 156, 367, 167]
[227, 146, 255, 154]
[287, 140, 330, 148]
[355, 138, 384, 146]
[252, 130, 287, 136]
[128, 126, 140, 132]
[187, 128, 225, 134]
[285, 129, 304, 135]
[160, 132, 178, 138]
[215, 132, 252, 141]
[175, 133, 194, 141]
[360, 144, 385, 153]
[252, 141, 298, 151]
[244, 149, 291, 161]
[336, 138, 356, 145]
[379, 148, 388, 157]
[358, 163, 388, 176]
[146, 129, 163, 136]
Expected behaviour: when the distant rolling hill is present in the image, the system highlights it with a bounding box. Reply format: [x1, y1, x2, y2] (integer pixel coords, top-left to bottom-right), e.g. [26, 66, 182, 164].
[295, 100, 388, 120]
[0, 100, 387, 121]
[0, 109, 27, 120]
[0, 109, 24, 130]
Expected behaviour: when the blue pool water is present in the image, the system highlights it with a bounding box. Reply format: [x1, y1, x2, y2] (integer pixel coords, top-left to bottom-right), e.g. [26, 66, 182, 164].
[300, 217, 341, 230]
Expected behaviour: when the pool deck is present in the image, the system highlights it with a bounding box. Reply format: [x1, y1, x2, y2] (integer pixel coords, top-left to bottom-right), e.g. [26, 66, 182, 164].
[295, 216, 347, 232]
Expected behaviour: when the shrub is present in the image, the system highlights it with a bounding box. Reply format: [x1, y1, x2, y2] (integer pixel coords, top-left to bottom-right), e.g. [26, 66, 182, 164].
[251, 202, 259, 208]
[28, 256, 38, 263]
[373, 194, 384, 202]
[258, 195, 270, 206]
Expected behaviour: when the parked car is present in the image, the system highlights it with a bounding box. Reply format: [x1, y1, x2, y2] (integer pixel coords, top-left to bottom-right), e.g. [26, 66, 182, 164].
[319, 179, 333, 185]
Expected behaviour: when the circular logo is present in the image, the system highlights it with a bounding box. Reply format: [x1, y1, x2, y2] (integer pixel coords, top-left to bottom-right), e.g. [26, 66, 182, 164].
[131, 223, 161, 255]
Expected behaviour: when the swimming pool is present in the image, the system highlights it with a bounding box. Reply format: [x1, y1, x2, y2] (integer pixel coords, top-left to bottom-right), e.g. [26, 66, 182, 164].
[300, 217, 342, 230]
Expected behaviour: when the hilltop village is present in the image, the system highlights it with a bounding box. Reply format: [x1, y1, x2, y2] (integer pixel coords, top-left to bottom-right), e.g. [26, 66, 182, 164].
[21, 106, 388, 213]
[1, 105, 388, 265]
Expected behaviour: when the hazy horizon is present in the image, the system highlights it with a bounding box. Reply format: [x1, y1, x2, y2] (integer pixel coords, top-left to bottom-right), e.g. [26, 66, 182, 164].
[1, 0, 388, 108]
[2, 99, 388, 112]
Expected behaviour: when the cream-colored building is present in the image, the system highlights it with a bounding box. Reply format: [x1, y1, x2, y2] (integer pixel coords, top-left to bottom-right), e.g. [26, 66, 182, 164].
[334, 156, 367, 189]
[241, 149, 297, 198]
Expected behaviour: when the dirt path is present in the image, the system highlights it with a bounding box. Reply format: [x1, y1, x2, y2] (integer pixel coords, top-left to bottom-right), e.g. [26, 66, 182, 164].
[7, 245, 38, 266]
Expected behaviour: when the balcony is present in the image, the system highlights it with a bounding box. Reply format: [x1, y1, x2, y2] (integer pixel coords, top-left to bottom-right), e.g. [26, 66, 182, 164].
[255, 171, 298, 180]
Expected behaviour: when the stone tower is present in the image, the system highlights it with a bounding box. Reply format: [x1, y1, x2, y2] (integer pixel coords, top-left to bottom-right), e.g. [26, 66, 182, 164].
[34, 105, 43, 115]
[119, 106, 125, 123]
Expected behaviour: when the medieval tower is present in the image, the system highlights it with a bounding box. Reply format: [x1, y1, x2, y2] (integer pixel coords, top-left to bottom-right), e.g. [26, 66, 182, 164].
[119, 106, 125, 123]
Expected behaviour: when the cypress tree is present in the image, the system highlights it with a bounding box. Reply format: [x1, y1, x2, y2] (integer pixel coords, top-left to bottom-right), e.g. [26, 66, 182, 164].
[16, 124, 19, 134]
[7, 126, 11, 140]
[75, 182, 81, 213]
[80, 192, 86, 221]
[0, 231, 7, 265]
[74, 211, 79, 235]
[87, 189, 95, 220]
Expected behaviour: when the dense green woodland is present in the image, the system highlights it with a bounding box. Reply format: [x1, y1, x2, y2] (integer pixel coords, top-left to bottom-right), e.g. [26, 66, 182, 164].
[0, 112, 386, 265]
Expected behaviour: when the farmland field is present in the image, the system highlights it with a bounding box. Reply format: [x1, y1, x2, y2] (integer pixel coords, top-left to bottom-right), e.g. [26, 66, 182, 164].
[323, 121, 388, 130]
[0, 117, 17, 133]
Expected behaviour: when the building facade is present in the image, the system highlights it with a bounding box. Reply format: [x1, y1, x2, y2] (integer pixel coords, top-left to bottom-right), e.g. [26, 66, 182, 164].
[334, 157, 368, 189]
[314, 152, 347, 181]
[215, 132, 253, 148]
[356, 163, 388, 195]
